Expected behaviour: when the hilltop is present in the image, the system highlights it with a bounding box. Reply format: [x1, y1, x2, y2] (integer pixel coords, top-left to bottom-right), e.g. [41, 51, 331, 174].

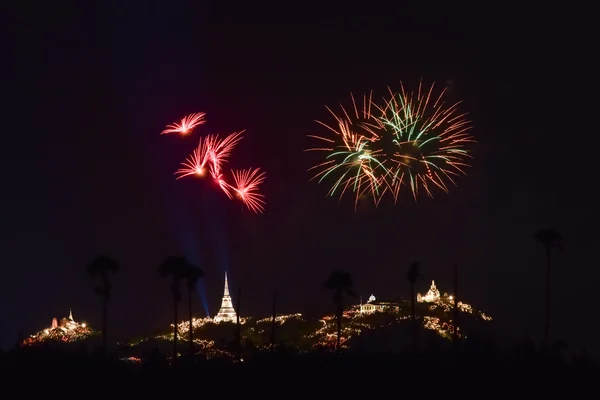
[121, 280, 493, 359]
[20, 309, 99, 349]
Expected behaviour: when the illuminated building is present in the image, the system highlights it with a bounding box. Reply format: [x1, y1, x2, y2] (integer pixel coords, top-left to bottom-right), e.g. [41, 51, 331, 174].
[417, 280, 441, 303]
[22, 309, 93, 346]
[359, 294, 400, 314]
[213, 272, 237, 323]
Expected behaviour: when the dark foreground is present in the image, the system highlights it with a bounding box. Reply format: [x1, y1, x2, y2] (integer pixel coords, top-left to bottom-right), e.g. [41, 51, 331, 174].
[2, 346, 597, 396]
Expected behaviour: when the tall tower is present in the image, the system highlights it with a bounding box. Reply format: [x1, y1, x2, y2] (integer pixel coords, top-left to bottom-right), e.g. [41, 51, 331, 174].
[213, 272, 237, 323]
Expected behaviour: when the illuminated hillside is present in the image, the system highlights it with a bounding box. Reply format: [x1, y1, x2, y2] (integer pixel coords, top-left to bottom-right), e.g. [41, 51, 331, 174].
[21, 310, 98, 347]
[126, 281, 492, 357]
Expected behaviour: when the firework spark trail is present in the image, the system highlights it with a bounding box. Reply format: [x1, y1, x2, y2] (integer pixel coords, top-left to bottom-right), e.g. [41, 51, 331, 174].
[229, 168, 267, 214]
[217, 178, 235, 199]
[174, 136, 211, 179]
[214, 169, 266, 214]
[161, 112, 206, 135]
[166, 116, 266, 214]
[174, 131, 245, 181]
[205, 131, 245, 180]
[377, 82, 475, 202]
[306, 94, 390, 208]
[307, 81, 475, 208]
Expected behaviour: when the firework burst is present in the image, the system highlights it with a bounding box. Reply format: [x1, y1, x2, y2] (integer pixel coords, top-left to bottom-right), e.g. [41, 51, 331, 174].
[174, 131, 245, 180]
[174, 135, 211, 179]
[229, 168, 267, 214]
[161, 112, 206, 135]
[378, 82, 475, 202]
[165, 114, 266, 214]
[306, 81, 475, 208]
[205, 131, 245, 180]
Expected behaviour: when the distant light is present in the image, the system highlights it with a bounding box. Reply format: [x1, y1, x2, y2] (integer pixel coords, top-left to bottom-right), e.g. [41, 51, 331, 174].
[81, 323, 87, 328]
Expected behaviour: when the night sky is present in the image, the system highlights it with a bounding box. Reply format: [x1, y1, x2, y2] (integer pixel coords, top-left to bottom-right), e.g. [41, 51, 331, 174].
[2, 2, 598, 354]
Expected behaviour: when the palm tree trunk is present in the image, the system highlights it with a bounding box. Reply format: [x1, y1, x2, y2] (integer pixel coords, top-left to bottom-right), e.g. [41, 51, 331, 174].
[173, 299, 178, 361]
[102, 295, 108, 354]
[544, 247, 551, 346]
[270, 291, 276, 346]
[188, 286, 193, 355]
[336, 293, 343, 351]
[410, 283, 416, 350]
[100, 276, 109, 355]
[236, 287, 242, 360]
[453, 265, 458, 346]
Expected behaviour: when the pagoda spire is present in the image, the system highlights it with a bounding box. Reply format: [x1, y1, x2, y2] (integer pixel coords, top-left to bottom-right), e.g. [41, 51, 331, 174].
[224, 271, 230, 297]
[213, 271, 237, 323]
[69, 308, 74, 321]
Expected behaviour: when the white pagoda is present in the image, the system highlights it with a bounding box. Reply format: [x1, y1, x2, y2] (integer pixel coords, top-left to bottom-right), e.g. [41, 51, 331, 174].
[417, 280, 441, 303]
[213, 272, 237, 323]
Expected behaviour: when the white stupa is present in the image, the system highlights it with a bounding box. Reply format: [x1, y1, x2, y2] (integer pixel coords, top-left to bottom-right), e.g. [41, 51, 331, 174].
[213, 272, 237, 323]
[417, 280, 441, 303]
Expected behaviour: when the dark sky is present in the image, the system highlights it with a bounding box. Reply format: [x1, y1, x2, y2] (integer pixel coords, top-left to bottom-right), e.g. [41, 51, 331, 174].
[2, 2, 598, 354]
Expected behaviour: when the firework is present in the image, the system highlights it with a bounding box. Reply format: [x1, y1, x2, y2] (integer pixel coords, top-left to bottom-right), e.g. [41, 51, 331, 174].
[378, 82, 475, 201]
[174, 136, 211, 179]
[229, 168, 267, 214]
[306, 81, 475, 207]
[205, 131, 245, 180]
[161, 112, 206, 135]
[169, 117, 266, 214]
[175, 131, 245, 181]
[217, 177, 234, 200]
[307, 93, 389, 209]
[216, 168, 267, 214]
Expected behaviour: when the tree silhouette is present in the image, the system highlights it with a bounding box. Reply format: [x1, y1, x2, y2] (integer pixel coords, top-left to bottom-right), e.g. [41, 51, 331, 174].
[324, 270, 356, 351]
[86, 255, 121, 354]
[158, 256, 187, 361]
[182, 262, 203, 356]
[270, 291, 277, 347]
[534, 228, 564, 346]
[452, 264, 459, 346]
[235, 287, 242, 360]
[406, 261, 422, 350]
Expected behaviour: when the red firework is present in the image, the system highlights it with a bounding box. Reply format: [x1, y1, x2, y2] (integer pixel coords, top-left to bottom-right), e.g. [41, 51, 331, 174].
[229, 168, 267, 214]
[168, 120, 266, 214]
[205, 131, 245, 180]
[161, 112, 206, 135]
[174, 131, 245, 181]
[174, 136, 210, 179]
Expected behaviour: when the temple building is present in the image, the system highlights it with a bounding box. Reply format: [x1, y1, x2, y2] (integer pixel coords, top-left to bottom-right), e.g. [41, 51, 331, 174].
[22, 309, 93, 346]
[213, 272, 237, 323]
[417, 280, 441, 303]
[359, 294, 399, 314]
[53, 309, 87, 331]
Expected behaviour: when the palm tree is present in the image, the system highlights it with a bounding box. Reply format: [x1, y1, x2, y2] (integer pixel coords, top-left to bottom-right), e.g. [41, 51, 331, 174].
[270, 291, 277, 347]
[535, 228, 564, 345]
[452, 264, 459, 346]
[324, 270, 356, 351]
[235, 287, 242, 360]
[182, 263, 203, 356]
[86, 255, 121, 354]
[406, 261, 422, 350]
[158, 256, 187, 361]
